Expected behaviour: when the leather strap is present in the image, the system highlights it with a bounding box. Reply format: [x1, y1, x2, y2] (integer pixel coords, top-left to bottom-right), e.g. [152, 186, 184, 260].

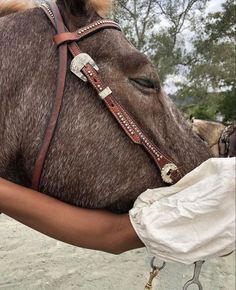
[32, 2, 68, 191]
[219, 123, 236, 157]
[66, 41, 183, 184]
[68, 42, 183, 183]
[54, 20, 121, 46]
[35, 3, 183, 187]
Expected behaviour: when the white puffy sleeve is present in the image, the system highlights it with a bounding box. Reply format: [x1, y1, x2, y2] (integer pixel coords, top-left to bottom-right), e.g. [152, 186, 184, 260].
[129, 158, 236, 264]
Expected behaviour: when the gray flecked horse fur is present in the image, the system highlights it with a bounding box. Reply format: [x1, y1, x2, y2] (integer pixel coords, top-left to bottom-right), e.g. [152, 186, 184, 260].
[0, 0, 211, 213]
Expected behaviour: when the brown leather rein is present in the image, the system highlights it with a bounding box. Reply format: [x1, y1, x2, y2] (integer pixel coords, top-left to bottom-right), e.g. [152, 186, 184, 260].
[32, 2, 183, 191]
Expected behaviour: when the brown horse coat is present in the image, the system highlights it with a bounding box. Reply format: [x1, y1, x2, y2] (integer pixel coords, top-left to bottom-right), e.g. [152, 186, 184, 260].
[0, 0, 211, 212]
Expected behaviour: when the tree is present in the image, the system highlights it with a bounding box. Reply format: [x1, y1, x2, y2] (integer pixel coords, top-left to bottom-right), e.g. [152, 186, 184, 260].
[176, 0, 236, 121]
[113, 0, 208, 82]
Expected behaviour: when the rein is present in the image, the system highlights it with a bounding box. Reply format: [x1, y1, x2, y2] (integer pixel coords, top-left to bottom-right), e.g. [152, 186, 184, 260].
[32, 2, 183, 191]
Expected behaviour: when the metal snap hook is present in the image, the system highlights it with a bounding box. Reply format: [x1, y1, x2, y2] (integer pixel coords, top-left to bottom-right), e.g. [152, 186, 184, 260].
[144, 258, 166, 290]
[183, 260, 205, 290]
[150, 257, 166, 271]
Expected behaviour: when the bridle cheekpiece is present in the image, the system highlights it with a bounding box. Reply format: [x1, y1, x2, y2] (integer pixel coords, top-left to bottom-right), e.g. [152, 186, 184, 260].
[32, 2, 184, 191]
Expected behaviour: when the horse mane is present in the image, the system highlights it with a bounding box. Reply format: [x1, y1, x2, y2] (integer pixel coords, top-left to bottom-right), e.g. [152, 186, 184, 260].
[0, 0, 36, 17]
[0, 0, 113, 18]
[88, 0, 113, 16]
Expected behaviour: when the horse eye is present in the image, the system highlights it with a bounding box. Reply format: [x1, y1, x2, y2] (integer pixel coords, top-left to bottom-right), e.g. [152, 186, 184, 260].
[129, 77, 158, 90]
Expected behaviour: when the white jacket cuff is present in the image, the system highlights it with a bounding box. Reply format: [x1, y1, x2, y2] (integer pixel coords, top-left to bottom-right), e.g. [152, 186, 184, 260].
[129, 158, 236, 265]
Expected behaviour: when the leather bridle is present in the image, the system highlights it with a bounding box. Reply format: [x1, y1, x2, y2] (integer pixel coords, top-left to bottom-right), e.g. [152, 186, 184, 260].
[32, 2, 183, 191]
[219, 123, 236, 157]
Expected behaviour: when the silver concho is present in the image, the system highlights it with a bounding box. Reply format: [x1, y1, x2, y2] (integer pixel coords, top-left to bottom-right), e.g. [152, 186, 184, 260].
[70, 53, 99, 82]
[161, 163, 178, 184]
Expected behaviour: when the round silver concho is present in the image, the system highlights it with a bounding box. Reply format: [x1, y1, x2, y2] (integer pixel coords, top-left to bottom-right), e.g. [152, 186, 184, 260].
[161, 163, 178, 184]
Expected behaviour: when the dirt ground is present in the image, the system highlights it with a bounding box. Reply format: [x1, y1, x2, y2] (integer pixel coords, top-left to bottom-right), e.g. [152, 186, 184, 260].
[0, 215, 235, 290]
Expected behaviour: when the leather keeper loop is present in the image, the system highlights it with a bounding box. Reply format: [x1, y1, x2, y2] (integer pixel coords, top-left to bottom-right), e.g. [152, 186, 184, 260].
[53, 32, 78, 46]
[54, 32, 78, 46]
[54, 22, 121, 46]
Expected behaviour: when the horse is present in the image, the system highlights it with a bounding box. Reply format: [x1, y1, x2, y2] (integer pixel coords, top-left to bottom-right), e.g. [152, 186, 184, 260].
[192, 119, 236, 157]
[0, 0, 211, 214]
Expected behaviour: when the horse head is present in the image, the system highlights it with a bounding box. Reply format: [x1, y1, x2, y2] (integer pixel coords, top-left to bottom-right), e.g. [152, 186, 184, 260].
[0, 0, 211, 212]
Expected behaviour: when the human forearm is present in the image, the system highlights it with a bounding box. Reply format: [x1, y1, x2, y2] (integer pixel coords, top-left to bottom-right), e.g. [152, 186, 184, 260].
[0, 178, 143, 254]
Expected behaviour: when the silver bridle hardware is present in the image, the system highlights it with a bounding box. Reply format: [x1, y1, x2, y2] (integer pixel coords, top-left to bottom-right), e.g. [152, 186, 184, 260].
[99, 87, 112, 99]
[161, 163, 178, 184]
[70, 53, 99, 82]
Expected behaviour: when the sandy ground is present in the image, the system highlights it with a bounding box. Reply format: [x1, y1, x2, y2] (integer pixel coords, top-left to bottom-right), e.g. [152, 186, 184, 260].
[0, 215, 235, 290]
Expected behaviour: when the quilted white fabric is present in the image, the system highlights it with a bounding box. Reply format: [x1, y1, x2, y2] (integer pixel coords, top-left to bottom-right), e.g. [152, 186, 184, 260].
[129, 158, 236, 264]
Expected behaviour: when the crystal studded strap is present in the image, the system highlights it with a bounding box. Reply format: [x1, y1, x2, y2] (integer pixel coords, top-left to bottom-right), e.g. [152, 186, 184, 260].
[41, 4, 184, 184]
[68, 46, 183, 184]
[53, 20, 121, 46]
[69, 44, 183, 184]
[67, 46, 183, 184]
[41, 3, 55, 26]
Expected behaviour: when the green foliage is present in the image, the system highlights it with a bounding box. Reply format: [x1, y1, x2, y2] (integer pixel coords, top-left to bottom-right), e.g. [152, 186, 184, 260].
[176, 0, 236, 121]
[218, 89, 236, 121]
[183, 104, 217, 120]
[113, 0, 208, 82]
[113, 0, 158, 51]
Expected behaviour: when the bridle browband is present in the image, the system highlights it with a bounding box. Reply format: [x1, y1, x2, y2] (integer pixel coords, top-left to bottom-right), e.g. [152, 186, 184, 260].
[32, 2, 183, 191]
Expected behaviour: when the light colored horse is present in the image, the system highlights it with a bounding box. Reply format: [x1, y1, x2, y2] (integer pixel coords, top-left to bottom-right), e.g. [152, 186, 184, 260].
[192, 119, 236, 157]
[192, 119, 225, 156]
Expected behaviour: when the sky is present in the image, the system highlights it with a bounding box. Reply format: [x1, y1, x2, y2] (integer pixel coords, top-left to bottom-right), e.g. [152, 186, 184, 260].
[164, 0, 226, 94]
[206, 0, 225, 13]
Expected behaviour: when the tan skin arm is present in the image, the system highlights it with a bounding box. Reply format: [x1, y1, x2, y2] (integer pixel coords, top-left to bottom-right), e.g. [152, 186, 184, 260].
[0, 178, 144, 254]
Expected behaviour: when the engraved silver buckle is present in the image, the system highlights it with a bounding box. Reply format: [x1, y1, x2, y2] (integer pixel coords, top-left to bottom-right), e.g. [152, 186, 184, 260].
[161, 163, 178, 184]
[70, 53, 99, 82]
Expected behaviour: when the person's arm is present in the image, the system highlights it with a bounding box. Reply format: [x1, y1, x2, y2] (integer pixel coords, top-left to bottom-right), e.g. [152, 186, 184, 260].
[0, 178, 144, 254]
